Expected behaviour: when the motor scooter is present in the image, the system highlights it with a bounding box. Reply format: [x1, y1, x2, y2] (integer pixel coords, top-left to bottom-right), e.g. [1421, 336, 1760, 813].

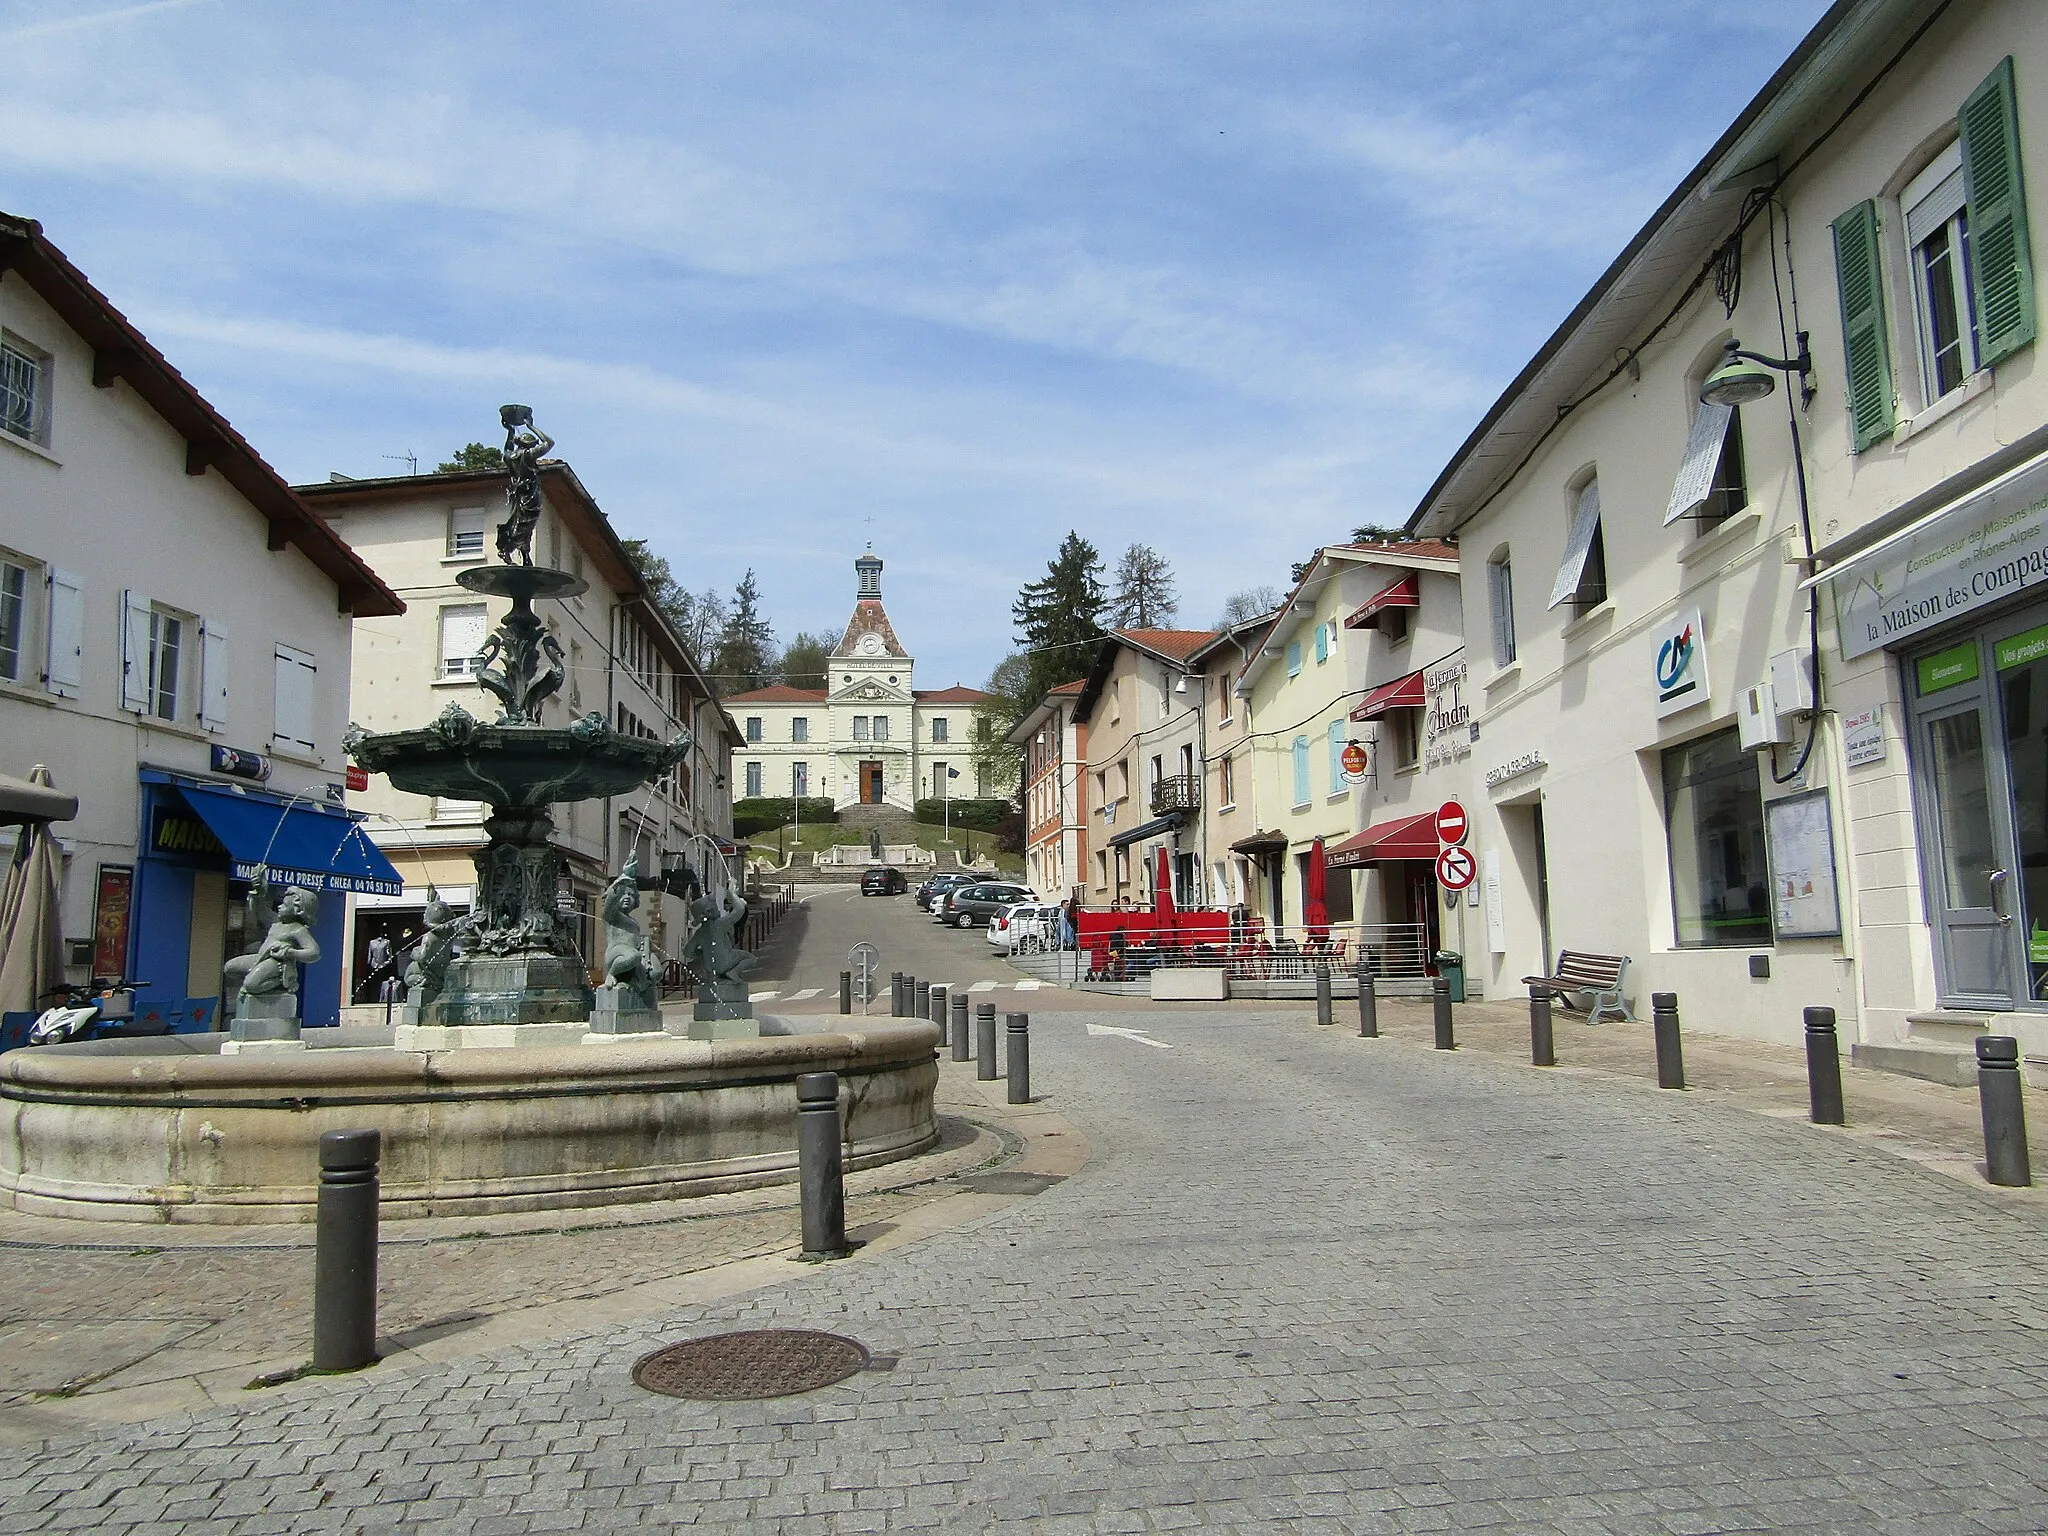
[28, 978, 144, 1046]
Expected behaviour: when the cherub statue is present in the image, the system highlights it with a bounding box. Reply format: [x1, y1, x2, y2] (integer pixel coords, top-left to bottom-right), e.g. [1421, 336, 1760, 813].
[496, 405, 554, 565]
[404, 884, 474, 1004]
[224, 871, 322, 1001]
[600, 854, 660, 1007]
[679, 887, 755, 987]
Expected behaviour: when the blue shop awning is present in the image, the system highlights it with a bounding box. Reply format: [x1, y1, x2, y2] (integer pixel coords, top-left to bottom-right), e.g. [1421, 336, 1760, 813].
[177, 785, 404, 896]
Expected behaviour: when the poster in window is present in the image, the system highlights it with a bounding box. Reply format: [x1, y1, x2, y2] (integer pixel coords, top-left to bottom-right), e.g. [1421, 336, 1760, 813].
[92, 864, 134, 978]
[1765, 790, 1841, 939]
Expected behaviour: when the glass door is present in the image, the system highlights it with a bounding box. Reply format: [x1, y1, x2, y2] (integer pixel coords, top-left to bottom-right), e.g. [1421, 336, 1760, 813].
[1918, 697, 2019, 1006]
[1992, 619, 2048, 1001]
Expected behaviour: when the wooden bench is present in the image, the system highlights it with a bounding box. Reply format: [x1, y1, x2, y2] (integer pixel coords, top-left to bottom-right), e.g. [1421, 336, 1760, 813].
[1522, 951, 1631, 1023]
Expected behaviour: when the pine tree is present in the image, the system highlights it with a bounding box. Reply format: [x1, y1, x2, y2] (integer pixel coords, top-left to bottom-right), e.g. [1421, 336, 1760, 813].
[1012, 532, 1107, 704]
[710, 569, 778, 696]
[1110, 543, 1180, 628]
[436, 442, 505, 472]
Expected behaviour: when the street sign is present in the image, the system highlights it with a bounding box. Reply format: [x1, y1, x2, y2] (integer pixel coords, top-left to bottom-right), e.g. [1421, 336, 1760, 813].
[1434, 799, 1468, 845]
[847, 943, 881, 1013]
[1436, 845, 1477, 891]
[345, 765, 369, 792]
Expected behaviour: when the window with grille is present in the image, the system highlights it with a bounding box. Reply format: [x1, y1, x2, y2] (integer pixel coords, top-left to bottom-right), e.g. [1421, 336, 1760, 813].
[1, 339, 46, 444]
[439, 605, 489, 677]
[447, 506, 488, 558]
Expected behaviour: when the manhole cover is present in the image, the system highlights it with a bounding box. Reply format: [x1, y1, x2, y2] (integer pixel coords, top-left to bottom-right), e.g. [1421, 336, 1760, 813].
[632, 1329, 871, 1400]
[955, 1171, 1066, 1195]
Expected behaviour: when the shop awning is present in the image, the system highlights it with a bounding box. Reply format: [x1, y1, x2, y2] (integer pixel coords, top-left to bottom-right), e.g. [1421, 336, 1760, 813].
[1324, 812, 1438, 870]
[0, 771, 76, 827]
[1229, 830, 1288, 855]
[1350, 671, 1425, 721]
[1344, 575, 1419, 630]
[1109, 814, 1184, 849]
[178, 785, 404, 895]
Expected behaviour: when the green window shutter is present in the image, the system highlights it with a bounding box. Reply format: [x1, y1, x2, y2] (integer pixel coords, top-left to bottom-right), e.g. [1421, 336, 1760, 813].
[1831, 200, 1896, 452]
[1961, 55, 2036, 366]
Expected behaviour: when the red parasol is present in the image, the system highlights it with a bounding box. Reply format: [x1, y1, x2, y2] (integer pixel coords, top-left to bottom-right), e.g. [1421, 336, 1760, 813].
[1305, 836, 1328, 940]
[1154, 844, 1175, 927]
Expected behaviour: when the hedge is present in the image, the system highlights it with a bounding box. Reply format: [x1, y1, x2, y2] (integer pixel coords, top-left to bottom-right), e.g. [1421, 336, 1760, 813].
[731, 797, 838, 837]
[913, 797, 1007, 832]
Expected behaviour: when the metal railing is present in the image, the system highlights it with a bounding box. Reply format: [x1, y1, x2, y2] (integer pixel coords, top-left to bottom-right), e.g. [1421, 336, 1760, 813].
[1148, 774, 1200, 817]
[1080, 921, 1432, 983]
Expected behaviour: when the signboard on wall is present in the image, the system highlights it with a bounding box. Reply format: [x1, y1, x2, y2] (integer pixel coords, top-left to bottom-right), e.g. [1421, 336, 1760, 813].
[1765, 789, 1842, 939]
[1842, 707, 1886, 766]
[1423, 656, 1472, 770]
[92, 864, 133, 979]
[1651, 606, 1711, 718]
[1482, 848, 1507, 953]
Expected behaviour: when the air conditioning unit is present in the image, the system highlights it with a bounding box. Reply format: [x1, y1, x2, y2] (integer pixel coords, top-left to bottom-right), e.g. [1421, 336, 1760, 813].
[1769, 648, 1815, 715]
[1737, 680, 1792, 749]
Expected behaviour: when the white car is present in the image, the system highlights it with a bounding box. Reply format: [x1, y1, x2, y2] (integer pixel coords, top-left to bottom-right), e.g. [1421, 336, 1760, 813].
[989, 901, 1066, 951]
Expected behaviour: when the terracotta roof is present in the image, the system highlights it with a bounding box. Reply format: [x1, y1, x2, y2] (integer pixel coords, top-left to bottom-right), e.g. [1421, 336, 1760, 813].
[833, 599, 908, 658]
[1048, 679, 1086, 695]
[1114, 628, 1219, 662]
[1333, 539, 1458, 562]
[0, 212, 404, 618]
[723, 685, 829, 704]
[914, 685, 992, 704]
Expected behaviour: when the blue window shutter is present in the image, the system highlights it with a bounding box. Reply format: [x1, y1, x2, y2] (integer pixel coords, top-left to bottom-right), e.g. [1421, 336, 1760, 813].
[1286, 641, 1302, 677]
[1314, 625, 1328, 664]
[1962, 56, 2036, 366]
[1328, 720, 1346, 787]
[1292, 736, 1310, 805]
[1831, 200, 1896, 451]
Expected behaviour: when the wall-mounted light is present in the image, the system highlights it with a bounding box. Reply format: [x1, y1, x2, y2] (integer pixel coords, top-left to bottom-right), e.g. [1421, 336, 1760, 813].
[1701, 333, 1814, 408]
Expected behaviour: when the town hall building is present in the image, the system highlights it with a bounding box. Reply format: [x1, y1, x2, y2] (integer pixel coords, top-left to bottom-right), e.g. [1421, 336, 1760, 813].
[725, 552, 991, 810]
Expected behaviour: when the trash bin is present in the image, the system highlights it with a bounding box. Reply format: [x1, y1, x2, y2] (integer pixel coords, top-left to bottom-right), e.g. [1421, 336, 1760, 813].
[1435, 950, 1466, 1004]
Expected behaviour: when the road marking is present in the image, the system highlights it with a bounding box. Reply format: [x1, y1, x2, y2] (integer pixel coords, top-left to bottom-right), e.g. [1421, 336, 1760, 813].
[749, 991, 781, 1002]
[788, 988, 822, 1000]
[1014, 979, 1042, 991]
[1085, 1021, 1172, 1049]
[967, 981, 998, 992]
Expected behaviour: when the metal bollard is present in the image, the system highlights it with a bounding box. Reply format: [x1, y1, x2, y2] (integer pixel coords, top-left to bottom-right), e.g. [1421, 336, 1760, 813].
[976, 1002, 998, 1081]
[313, 1128, 381, 1373]
[1652, 991, 1686, 1090]
[1805, 1006, 1845, 1125]
[1530, 990, 1555, 1067]
[796, 1072, 849, 1258]
[890, 972, 905, 1017]
[1315, 965, 1333, 1027]
[951, 993, 970, 1061]
[929, 984, 947, 1032]
[1432, 976, 1455, 1050]
[838, 970, 852, 1015]
[915, 979, 930, 1019]
[1977, 1036, 2034, 1187]
[1006, 1013, 1031, 1104]
[1357, 971, 1378, 1038]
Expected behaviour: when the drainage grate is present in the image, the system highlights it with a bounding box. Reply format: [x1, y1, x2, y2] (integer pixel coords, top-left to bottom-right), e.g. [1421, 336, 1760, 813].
[632, 1329, 871, 1400]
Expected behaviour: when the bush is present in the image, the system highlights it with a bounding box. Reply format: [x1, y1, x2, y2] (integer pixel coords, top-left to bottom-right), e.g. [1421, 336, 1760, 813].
[913, 797, 1009, 833]
[731, 797, 837, 838]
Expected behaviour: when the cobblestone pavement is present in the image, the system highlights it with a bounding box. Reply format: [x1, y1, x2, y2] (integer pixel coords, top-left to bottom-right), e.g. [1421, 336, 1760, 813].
[7, 1008, 2048, 1533]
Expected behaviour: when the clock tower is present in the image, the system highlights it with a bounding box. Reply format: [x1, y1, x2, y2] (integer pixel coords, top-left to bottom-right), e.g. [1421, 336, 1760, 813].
[830, 551, 916, 809]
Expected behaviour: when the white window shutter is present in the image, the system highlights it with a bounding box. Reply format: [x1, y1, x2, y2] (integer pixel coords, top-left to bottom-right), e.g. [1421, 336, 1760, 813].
[120, 590, 152, 712]
[199, 622, 229, 731]
[273, 644, 317, 749]
[45, 567, 84, 698]
[1548, 482, 1603, 609]
[1663, 401, 1732, 526]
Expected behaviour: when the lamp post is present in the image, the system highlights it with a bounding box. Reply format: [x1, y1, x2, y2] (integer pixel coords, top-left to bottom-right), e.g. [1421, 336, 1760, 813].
[1699, 333, 1814, 408]
[943, 765, 959, 843]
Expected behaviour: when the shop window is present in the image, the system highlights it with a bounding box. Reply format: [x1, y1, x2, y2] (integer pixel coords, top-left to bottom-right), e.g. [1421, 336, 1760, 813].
[1663, 727, 1771, 947]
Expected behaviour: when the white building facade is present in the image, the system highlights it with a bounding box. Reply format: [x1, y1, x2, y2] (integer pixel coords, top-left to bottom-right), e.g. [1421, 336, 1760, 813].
[725, 553, 990, 813]
[0, 212, 405, 1029]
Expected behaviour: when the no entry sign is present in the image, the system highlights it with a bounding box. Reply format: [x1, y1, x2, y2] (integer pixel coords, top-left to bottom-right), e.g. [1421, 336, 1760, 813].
[1436, 844, 1477, 891]
[1434, 799, 1468, 845]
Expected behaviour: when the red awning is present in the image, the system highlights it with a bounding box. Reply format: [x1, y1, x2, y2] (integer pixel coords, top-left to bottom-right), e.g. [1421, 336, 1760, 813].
[1323, 811, 1438, 870]
[1350, 670, 1424, 721]
[1344, 574, 1419, 629]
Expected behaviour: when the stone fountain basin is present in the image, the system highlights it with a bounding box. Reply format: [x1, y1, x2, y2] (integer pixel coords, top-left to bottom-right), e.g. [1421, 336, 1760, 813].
[0, 1023, 940, 1223]
[348, 724, 680, 807]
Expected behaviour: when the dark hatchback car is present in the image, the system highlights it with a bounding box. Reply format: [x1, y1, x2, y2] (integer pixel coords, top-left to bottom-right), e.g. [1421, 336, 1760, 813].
[917, 872, 976, 911]
[944, 882, 1034, 928]
[861, 867, 908, 896]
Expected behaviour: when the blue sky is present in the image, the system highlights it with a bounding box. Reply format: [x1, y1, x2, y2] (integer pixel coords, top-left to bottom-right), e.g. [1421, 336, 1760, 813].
[2, 0, 1830, 690]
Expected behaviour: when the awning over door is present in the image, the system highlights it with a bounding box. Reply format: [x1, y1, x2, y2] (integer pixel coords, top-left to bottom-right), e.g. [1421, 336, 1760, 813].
[177, 784, 404, 895]
[1109, 814, 1183, 849]
[1324, 811, 1438, 870]
[1344, 574, 1419, 629]
[1350, 671, 1425, 721]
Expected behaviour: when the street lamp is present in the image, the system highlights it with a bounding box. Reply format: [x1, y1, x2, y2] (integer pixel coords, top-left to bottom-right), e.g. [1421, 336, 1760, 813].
[1700, 333, 1814, 407]
[942, 765, 959, 843]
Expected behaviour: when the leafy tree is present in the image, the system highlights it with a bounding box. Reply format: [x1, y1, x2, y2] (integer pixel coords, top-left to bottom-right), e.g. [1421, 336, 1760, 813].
[1350, 523, 1405, 543]
[970, 652, 1032, 801]
[1217, 585, 1283, 626]
[778, 630, 834, 690]
[1012, 531, 1107, 705]
[437, 442, 505, 473]
[1110, 542, 1180, 628]
[618, 538, 693, 644]
[710, 569, 778, 695]
[673, 587, 728, 663]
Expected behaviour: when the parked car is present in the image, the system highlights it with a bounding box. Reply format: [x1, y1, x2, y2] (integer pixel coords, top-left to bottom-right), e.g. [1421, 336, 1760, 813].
[988, 901, 1067, 950]
[861, 866, 907, 896]
[917, 872, 976, 912]
[945, 882, 1034, 929]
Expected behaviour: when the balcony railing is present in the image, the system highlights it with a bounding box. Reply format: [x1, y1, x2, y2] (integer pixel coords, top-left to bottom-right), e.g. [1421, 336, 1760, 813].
[1149, 774, 1200, 817]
